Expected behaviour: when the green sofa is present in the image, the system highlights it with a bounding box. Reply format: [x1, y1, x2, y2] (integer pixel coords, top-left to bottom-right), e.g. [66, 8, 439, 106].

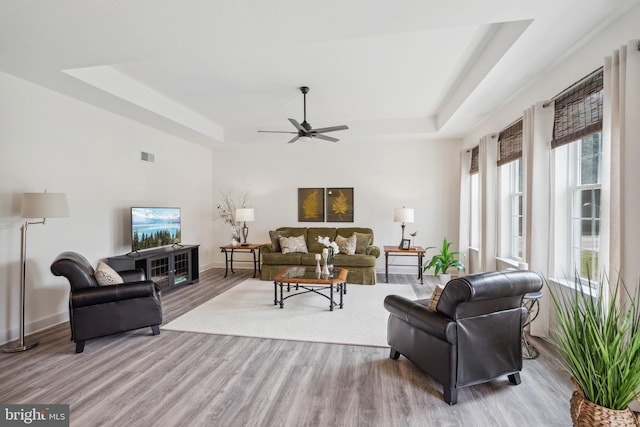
[260, 227, 380, 285]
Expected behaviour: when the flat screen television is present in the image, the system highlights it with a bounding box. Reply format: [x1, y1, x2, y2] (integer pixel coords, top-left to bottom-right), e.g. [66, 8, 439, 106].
[131, 207, 181, 252]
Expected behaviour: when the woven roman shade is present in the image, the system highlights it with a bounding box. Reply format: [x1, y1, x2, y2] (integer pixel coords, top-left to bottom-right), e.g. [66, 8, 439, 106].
[470, 146, 479, 175]
[497, 119, 523, 166]
[551, 69, 603, 149]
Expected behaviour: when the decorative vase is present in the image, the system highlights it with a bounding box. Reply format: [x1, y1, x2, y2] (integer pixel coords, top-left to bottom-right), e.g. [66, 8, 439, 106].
[315, 256, 321, 274]
[570, 381, 640, 426]
[321, 249, 330, 276]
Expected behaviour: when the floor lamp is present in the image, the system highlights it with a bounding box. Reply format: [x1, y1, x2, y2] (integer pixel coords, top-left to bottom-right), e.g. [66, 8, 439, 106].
[2, 192, 69, 353]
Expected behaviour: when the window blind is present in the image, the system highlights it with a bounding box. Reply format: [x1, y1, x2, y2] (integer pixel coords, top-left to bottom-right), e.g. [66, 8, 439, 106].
[470, 146, 479, 175]
[497, 119, 523, 166]
[551, 69, 603, 149]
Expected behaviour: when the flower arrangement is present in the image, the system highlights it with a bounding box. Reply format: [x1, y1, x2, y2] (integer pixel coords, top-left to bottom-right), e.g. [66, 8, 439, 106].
[317, 236, 340, 255]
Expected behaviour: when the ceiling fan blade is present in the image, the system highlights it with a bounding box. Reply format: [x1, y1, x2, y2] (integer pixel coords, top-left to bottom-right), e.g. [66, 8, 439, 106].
[314, 134, 339, 142]
[311, 125, 349, 133]
[287, 135, 300, 144]
[257, 130, 297, 134]
[288, 118, 307, 133]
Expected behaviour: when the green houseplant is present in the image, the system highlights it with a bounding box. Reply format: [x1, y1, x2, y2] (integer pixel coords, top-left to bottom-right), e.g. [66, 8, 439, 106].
[423, 238, 465, 284]
[548, 274, 640, 425]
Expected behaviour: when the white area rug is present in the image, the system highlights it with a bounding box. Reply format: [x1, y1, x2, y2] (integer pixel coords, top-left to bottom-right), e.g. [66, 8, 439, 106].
[162, 279, 416, 347]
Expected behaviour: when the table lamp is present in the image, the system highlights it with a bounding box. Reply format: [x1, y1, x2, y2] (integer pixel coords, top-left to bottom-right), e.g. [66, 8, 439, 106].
[3, 192, 69, 353]
[235, 208, 255, 246]
[393, 207, 414, 249]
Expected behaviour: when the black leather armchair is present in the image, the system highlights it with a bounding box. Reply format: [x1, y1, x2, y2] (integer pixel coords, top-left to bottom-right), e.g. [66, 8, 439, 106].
[384, 270, 543, 405]
[51, 251, 163, 353]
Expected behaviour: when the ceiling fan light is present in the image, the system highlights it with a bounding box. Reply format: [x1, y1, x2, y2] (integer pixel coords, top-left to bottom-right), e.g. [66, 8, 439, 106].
[298, 136, 312, 143]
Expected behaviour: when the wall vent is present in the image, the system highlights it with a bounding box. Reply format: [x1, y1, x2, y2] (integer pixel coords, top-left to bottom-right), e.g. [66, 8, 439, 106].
[141, 152, 155, 162]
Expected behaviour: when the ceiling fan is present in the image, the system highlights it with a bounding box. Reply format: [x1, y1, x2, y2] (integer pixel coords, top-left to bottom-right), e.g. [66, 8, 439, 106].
[258, 86, 349, 143]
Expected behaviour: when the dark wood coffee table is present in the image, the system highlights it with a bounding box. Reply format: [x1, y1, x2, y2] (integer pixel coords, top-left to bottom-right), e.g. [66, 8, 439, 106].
[273, 266, 349, 311]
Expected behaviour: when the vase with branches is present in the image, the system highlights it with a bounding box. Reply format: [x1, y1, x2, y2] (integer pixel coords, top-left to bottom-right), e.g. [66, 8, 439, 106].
[217, 188, 250, 244]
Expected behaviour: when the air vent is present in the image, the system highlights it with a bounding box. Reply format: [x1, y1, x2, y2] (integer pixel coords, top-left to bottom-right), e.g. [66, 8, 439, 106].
[141, 152, 155, 162]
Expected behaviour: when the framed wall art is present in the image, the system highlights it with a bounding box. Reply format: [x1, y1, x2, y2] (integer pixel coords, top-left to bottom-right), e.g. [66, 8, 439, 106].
[298, 188, 324, 222]
[326, 187, 354, 222]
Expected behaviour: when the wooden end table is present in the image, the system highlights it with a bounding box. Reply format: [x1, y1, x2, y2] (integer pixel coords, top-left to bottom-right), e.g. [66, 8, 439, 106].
[220, 243, 263, 278]
[384, 245, 426, 284]
[273, 266, 348, 311]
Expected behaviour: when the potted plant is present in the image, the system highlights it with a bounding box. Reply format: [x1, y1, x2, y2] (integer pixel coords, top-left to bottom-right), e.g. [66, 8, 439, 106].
[548, 274, 640, 426]
[423, 238, 465, 285]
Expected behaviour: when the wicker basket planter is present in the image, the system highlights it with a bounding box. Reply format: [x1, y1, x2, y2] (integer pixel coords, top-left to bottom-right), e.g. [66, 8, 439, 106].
[570, 382, 639, 427]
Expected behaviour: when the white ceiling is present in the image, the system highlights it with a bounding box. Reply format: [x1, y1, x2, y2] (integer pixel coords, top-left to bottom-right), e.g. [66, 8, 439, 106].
[1, 0, 638, 147]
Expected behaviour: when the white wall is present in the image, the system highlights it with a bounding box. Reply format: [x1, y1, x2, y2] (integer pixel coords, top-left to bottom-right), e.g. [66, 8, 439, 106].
[0, 71, 215, 344]
[210, 137, 463, 272]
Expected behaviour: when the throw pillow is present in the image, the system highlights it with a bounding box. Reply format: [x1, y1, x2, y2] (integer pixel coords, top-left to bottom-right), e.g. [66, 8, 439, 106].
[94, 261, 124, 286]
[353, 232, 372, 254]
[335, 234, 357, 255]
[269, 230, 291, 252]
[427, 285, 444, 311]
[279, 235, 308, 254]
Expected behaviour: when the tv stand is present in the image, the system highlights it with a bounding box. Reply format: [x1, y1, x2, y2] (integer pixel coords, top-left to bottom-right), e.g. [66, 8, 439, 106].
[108, 244, 199, 292]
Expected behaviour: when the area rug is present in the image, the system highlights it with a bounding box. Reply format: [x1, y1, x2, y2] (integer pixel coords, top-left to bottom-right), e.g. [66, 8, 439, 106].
[162, 279, 416, 347]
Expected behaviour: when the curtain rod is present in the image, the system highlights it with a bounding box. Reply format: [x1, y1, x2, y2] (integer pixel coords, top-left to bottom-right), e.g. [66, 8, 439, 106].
[543, 66, 603, 108]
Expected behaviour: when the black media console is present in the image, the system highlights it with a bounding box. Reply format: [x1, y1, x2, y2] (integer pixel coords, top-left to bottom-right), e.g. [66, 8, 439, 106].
[108, 244, 199, 292]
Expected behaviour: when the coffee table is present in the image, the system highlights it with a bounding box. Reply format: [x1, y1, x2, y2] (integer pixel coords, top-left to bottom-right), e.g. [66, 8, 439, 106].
[273, 266, 349, 311]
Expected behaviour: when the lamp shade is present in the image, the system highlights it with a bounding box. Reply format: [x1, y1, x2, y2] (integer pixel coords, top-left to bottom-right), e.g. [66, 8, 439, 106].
[235, 208, 255, 222]
[393, 207, 414, 223]
[21, 193, 69, 219]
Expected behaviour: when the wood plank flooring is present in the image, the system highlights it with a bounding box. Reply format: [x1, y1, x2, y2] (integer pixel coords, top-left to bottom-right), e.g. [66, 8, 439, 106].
[0, 269, 574, 426]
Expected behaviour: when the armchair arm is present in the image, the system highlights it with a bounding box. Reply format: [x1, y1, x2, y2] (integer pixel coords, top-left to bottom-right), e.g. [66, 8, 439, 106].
[384, 295, 457, 344]
[366, 245, 380, 258]
[72, 280, 159, 308]
[119, 268, 146, 282]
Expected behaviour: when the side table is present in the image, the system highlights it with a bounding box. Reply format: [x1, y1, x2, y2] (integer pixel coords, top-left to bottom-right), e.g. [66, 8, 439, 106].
[220, 243, 263, 278]
[384, 246, 426, 284]
[522, 291, 542, 359]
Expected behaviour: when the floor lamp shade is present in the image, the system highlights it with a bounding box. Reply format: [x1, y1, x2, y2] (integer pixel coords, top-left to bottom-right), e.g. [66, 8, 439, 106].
[3, 192, 69, 353]
[21, 192, 69, 219]
[235, 208, 254, 245]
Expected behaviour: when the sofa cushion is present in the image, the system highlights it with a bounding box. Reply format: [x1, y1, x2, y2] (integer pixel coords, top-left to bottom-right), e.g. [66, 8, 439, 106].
[269, 229, 291, 252]
[94, 261, 124, 286]
[307, 228, 337, 253]
[353, 232, 372, 254]
[331, 254, 377, 268]
[335, 234, 357, 255]
[262, 252, 304, 265]
[279, 235, 308, 254]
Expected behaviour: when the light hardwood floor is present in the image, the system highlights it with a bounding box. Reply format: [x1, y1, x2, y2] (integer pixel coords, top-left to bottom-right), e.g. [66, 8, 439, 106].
[0, 269, 574, 426]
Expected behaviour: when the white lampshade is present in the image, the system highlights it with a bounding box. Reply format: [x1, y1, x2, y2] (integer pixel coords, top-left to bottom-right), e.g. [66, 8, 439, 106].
[21, 193, 69, 219]
[393, 207, 414, 223]
[236, 208, 255, 222]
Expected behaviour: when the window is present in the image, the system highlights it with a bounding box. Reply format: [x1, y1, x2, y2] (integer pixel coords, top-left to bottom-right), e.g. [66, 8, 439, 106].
[552, 132, 602, 284]
[470, 173, 479, 248]
[572, 133, 601, 281]
[510, 159, 524, 259]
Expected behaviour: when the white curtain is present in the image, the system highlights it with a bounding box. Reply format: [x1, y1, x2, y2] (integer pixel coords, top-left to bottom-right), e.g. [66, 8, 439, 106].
[601, 40, 640, 297]
[523, 102, 555, 338]
[479, 134, 498, 272]
[458, 150, 472, 266]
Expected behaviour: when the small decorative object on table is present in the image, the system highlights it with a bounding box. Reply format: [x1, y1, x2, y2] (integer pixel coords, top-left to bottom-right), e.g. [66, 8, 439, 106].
[315, 253, 322, 274]
[317, 236, 339, 273]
